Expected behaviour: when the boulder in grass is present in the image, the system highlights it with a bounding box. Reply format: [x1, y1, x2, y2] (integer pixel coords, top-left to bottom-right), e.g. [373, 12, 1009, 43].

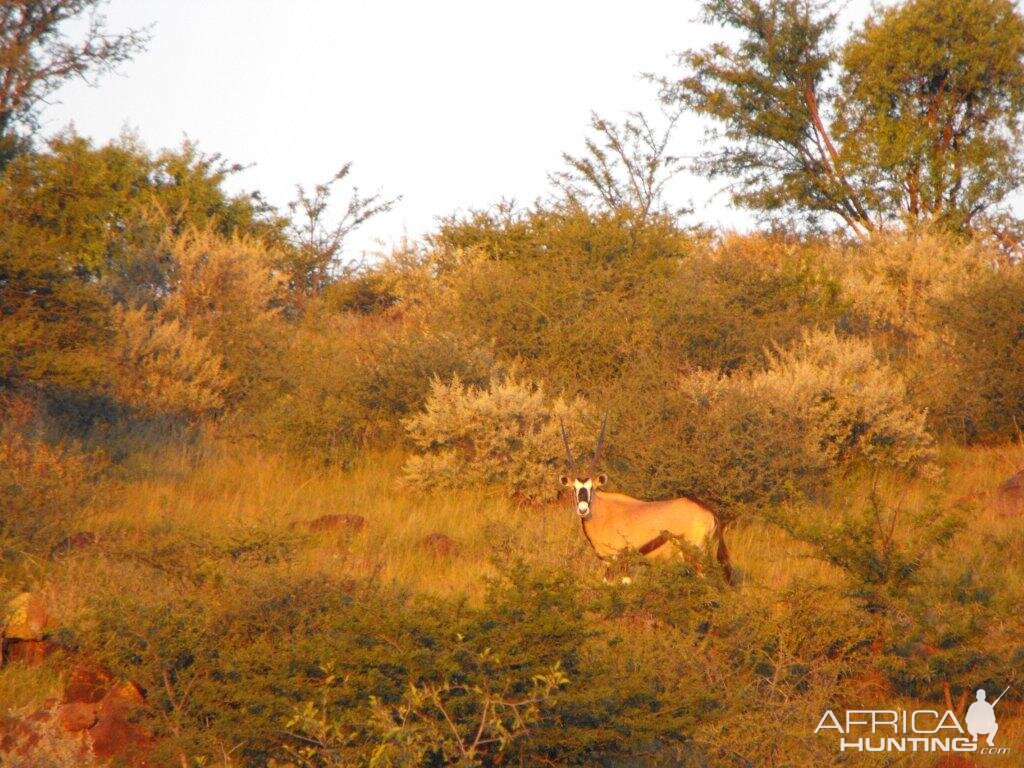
[57, 702, 99, 733]
[97, 681, 146, 717]
[993, 469, 1024, 516]
[90, 681, 152, 764]
[64, 664, 115, 704]
[3, 592, 48, 641]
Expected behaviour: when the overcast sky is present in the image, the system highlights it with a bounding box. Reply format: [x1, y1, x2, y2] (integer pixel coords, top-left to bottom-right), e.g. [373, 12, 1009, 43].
[48, 0, 875, 258]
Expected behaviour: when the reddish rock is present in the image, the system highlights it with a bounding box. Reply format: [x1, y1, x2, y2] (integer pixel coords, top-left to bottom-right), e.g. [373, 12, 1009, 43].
[993, 470, 1024, 516]
[98, 680, 146, 717]
[419, 532, 460, 559]
[57, 702, 98, 732]
[88, 713, 153, 763]
[64, 664, 114, 704]
[5, 638, 54, 665]
[90, 680, 152, 764]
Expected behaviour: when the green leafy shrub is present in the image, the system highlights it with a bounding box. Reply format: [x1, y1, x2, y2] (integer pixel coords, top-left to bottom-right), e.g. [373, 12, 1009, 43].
[403, 374, 590, 503]
[260, 313, 492, 463]
[668, 232, 843, 372]
[930, 266, 1024, 441]
[644, 331, 934, 516]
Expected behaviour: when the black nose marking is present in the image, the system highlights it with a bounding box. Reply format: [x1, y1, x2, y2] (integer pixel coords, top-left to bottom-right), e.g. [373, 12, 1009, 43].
[578, 487, 590, 503]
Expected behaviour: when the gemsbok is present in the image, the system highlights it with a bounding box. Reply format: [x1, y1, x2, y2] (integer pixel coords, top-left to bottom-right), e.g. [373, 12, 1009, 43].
[559, 415, 733, 585]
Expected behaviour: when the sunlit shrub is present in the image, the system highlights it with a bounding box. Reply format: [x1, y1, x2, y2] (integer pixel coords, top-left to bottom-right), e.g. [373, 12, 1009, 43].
[760, 330, 935, 470]
[931, 265, 1024, 440]
[648, 331, 934, 516]
[161, 226, 288, 404]
[112, 306, 231, 418]
[403, 374, 590, 503]
[836, 231, 993, 356]
[668, 232, 843, 372]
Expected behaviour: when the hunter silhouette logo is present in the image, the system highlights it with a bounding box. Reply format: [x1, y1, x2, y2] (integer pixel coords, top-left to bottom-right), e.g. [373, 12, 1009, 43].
[965, 686, 1009, 747]
[815, 685, 1012, 755]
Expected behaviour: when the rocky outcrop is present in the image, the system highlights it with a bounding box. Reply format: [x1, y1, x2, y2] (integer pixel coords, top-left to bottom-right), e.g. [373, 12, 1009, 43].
[3, 592, 48, 641]
[0, 590, 154, 766]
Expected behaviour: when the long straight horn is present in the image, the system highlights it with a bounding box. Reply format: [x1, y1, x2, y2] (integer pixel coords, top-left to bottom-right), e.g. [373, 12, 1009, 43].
[559, 418, 577, 473]
[590, 411, 609, 474]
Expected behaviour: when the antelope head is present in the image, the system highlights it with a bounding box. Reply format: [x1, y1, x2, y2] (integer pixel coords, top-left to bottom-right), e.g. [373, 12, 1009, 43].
[559, 413, 608, 520]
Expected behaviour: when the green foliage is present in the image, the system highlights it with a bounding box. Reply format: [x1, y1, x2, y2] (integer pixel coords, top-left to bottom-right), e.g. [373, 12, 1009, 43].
[0, 1, 148, 144]
[669, 233, 842, 372]
[838, 0, 1024, 233]
[404, 375, 589, 503]
[426, 206, 698, 398]
[646, 331, 934, 516]
[0, 133, 285, 419]
[667, 0, 858, 231]
[668, 0, 1024, 237]
[261, 313, 492, 464]
[932, 265, 1024, 440]
[550, 109, 687, 218]
[770, 482, 1020, 710]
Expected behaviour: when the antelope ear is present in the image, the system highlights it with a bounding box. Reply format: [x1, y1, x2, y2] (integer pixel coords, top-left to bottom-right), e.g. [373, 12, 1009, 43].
[595, 474, 608, 487]
[559, 475, 571, 487]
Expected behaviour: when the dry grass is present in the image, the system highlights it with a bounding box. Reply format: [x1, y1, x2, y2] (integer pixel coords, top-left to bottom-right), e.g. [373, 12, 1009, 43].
[81, 443, 594, 599]
[75, 438, 1024, 600]
[0, 662, 63, 712]
[9, 438, 1024, 763]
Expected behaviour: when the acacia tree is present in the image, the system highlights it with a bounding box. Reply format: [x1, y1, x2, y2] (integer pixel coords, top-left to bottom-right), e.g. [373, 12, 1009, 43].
[0, 1, 148, 158]
[664, 0, 1024, 239]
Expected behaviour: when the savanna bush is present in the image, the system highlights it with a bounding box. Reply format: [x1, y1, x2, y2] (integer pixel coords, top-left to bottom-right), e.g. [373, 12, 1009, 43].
[112, 305, 231, 418]
[403, 374, 590, 503]
[761, 330, 935, 470]
[161, 227, 289, 406]
[930, 266, 1024, 441]
[421, 206, 699, 396]
[832, 231, 1024, 442]
[836, 230, 993, 357]
[668, 232, 844, 372]
[646, 331, 934, 516]
[260, 312, 492, 463]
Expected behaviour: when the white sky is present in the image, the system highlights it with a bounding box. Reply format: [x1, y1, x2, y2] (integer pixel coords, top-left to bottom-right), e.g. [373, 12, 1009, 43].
[46, 0, 875, 258]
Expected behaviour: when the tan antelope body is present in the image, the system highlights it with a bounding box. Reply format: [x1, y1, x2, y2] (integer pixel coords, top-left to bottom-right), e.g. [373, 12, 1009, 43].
[560, 416, 732, 583]
[578, 491, 716, 559]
